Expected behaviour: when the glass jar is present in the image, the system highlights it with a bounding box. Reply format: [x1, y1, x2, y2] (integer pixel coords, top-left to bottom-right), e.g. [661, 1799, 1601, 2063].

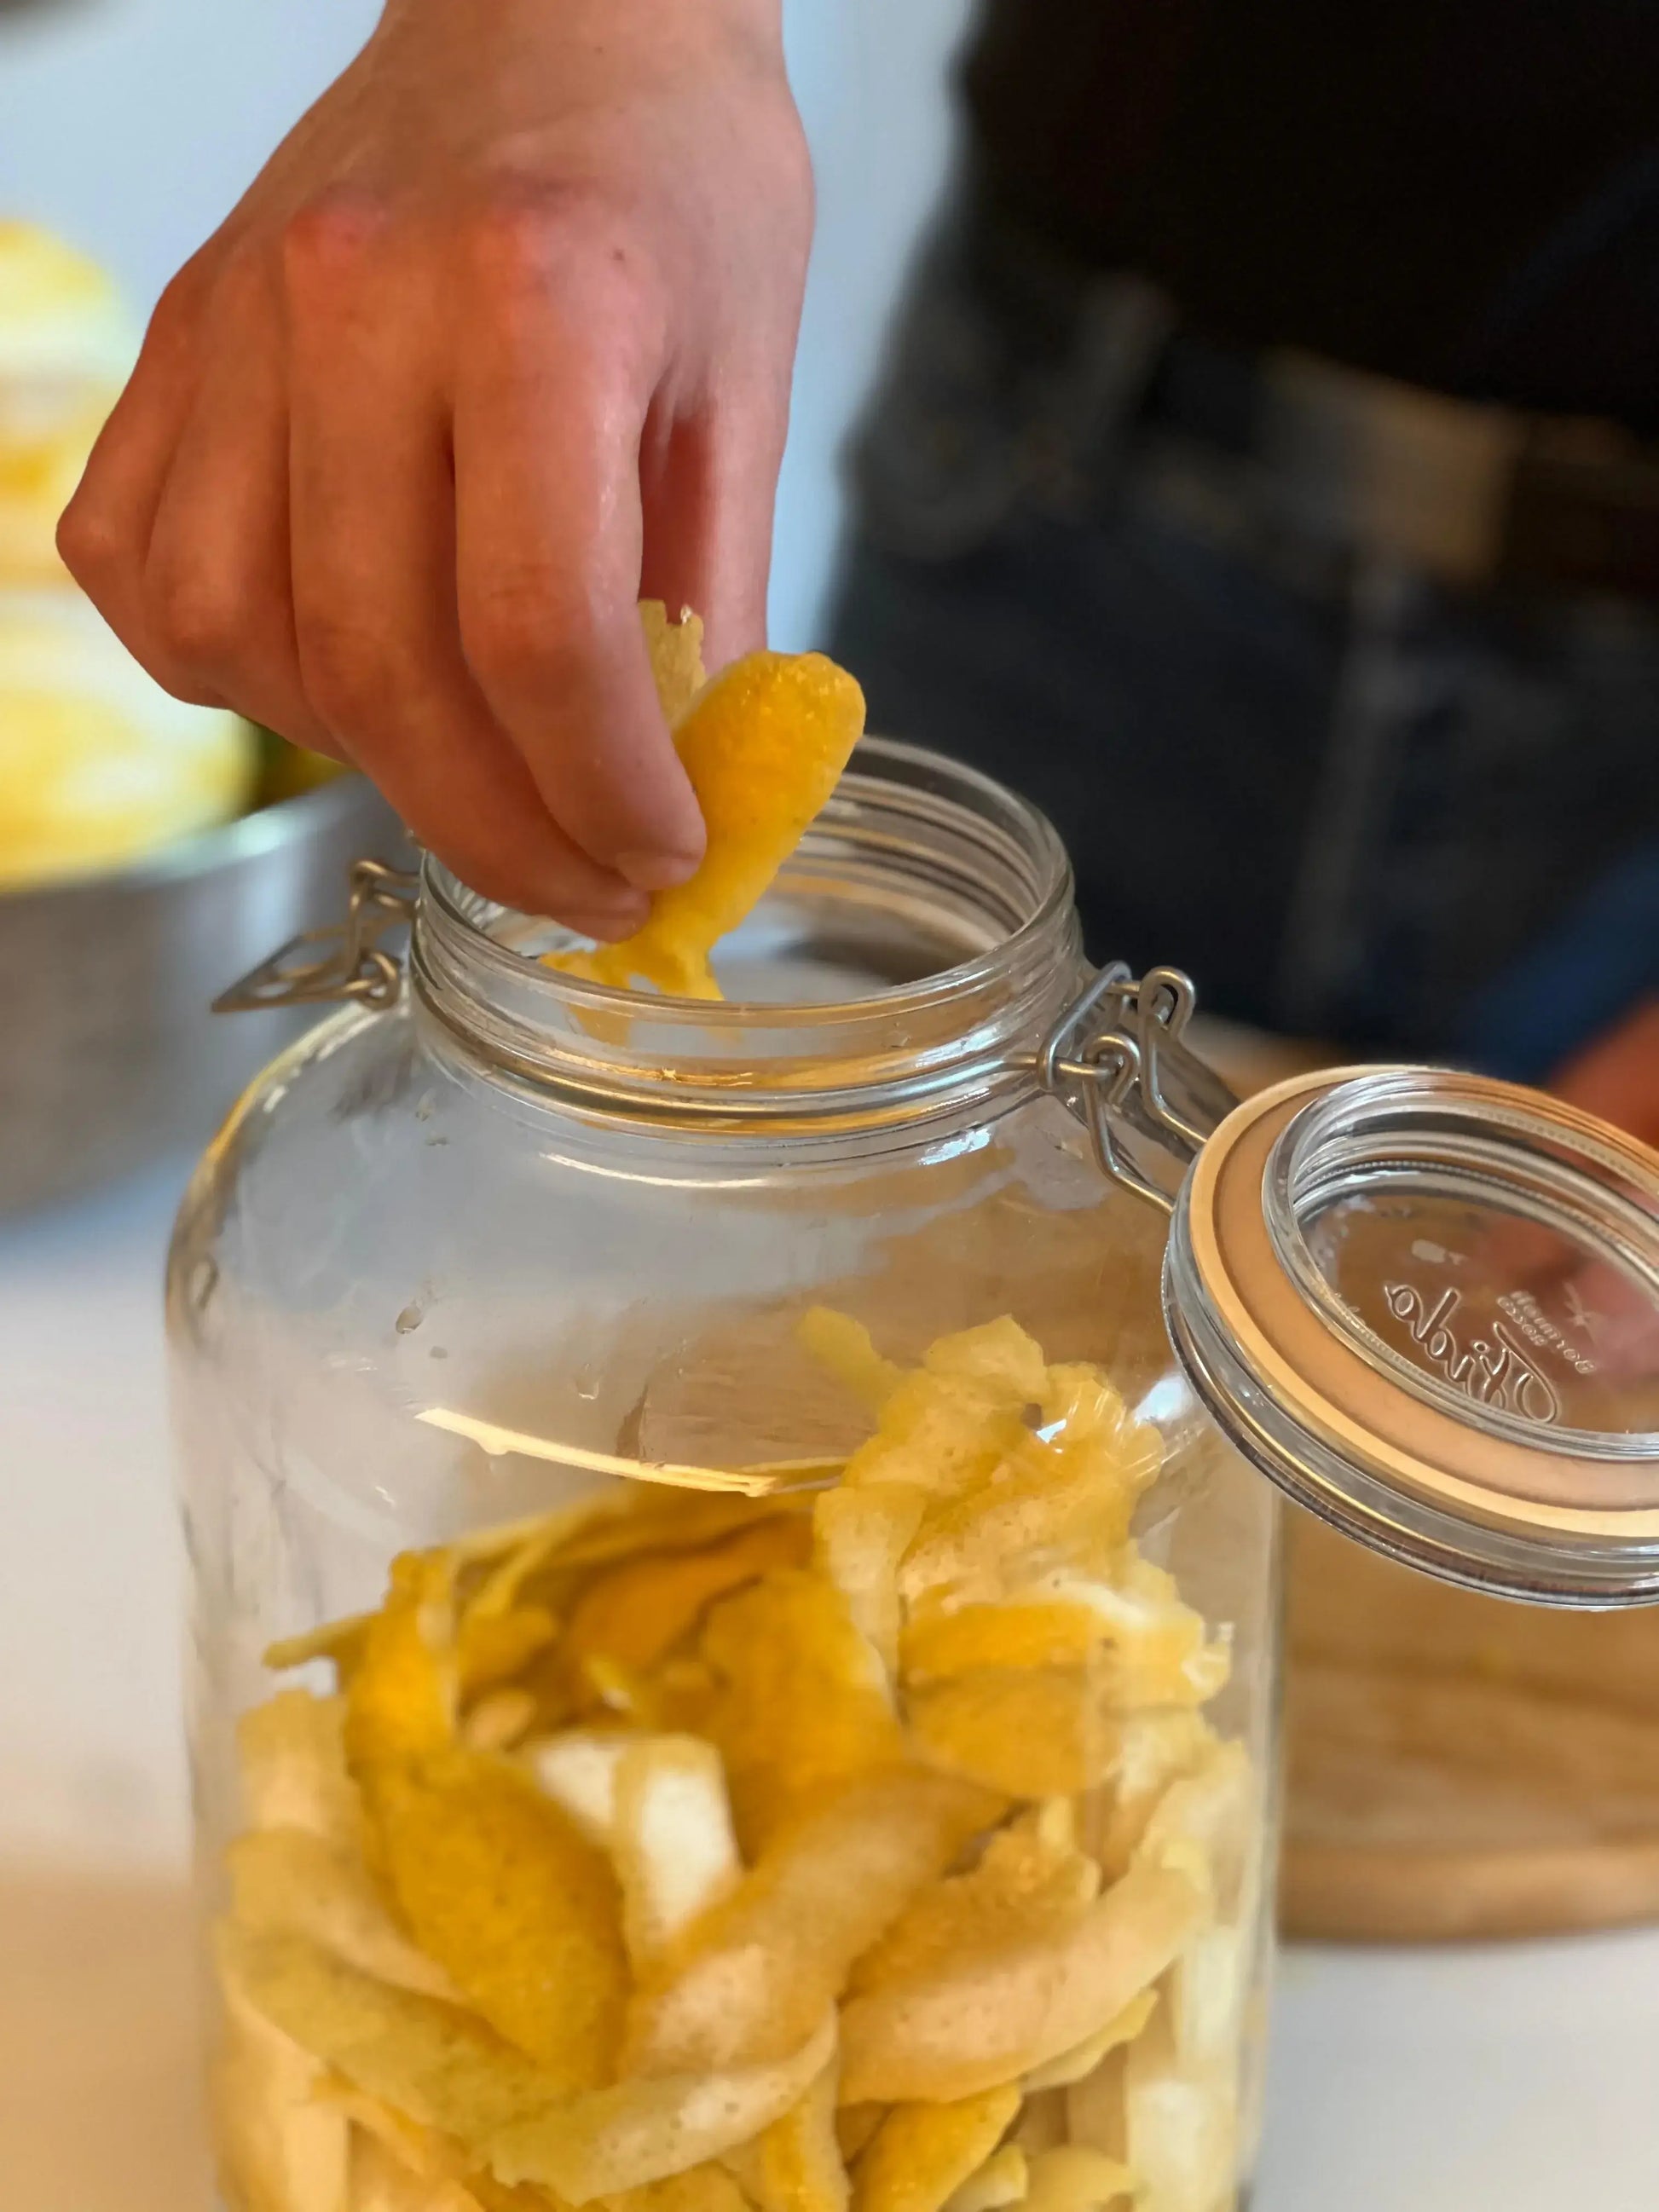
[169, 741, 1659, 2212]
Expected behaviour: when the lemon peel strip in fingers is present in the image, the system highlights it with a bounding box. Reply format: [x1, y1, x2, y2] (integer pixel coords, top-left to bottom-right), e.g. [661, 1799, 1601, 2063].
[547, 649, 867, 1001]
[640, 602, 708, 730]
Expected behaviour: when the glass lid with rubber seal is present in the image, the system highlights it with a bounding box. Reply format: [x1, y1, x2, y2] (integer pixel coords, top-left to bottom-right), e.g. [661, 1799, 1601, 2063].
[1162, 1065, 1659, 1606]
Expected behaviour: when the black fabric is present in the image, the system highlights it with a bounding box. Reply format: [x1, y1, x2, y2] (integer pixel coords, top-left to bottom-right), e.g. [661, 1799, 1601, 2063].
[830, 506, 1659, 1066]
[829, 200, 1659, 1063]
[963, 1, 1659, 435]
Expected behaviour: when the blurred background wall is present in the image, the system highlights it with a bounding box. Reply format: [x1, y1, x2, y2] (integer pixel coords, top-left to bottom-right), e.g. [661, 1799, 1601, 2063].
[0, 0, 975, 650]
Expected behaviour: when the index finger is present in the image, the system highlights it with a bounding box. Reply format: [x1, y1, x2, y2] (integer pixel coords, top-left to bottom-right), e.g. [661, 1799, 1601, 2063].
[450, 205, 706, 893]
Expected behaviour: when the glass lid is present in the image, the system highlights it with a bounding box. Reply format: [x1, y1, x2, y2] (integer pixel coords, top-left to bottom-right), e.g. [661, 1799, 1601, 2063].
[1165, 1066, 1659, 1607]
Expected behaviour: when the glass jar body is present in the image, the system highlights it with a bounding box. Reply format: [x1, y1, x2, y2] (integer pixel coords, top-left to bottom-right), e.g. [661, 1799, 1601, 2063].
[172, 900, 1282, 2212]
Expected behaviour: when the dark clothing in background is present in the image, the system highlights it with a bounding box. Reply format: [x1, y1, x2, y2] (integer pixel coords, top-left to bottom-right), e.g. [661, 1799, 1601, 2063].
[829, 168, 1659, 1066]
[965, 0, 1659, 437]
[835, 449, 1659, 1072]
[829, 2, 1659, 1061]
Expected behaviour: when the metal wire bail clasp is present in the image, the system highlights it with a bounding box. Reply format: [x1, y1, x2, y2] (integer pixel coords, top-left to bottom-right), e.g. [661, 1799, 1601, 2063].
[213, 858, 419, 1015]
[1036, 964, 1237, 1215]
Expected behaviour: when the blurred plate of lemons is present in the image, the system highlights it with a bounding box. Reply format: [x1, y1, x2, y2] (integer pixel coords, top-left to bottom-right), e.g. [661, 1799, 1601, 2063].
[0, 220, 349, 895]
[0, 590, 258, 889]
[0, 216, 134, 587]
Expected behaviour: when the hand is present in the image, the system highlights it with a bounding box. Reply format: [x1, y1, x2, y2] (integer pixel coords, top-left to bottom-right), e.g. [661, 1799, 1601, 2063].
[59, 0, 812, 933]
[1551, 995, 1659, 1152]
[1534, 996, 1659, 1386]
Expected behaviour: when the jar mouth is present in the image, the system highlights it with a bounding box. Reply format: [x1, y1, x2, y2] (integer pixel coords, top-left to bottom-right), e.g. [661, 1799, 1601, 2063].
[410, 737, 1081, 1129]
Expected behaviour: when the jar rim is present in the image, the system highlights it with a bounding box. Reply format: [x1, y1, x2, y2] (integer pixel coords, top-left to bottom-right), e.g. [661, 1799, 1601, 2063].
[408, 737, 1083, 1130]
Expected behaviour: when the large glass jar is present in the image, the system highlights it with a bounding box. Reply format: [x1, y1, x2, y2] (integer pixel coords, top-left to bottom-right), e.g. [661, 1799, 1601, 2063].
[169, 741, 1659, 2212]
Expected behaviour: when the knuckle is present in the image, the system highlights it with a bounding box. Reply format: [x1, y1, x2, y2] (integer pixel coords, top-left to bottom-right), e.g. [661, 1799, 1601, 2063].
[147, 257, 214, 346]
[462, 182, 655, 319]
[460, 183, 581, 290]
[55, 492, 122, 585]
[281, 190, 388, 296]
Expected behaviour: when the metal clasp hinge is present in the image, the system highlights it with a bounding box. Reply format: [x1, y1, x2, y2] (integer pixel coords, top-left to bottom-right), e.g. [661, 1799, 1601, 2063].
[213, 858, 419, 1015]
[1035, 964, 1237, 1216]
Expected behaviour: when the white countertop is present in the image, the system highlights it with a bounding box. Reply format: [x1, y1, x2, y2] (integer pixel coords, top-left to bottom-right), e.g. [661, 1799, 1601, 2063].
[3, 1158, 1657, 2211]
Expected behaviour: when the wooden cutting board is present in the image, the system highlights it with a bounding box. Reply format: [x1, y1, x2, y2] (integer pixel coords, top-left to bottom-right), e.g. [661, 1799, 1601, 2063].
[1283, 1513, 1659, 1941]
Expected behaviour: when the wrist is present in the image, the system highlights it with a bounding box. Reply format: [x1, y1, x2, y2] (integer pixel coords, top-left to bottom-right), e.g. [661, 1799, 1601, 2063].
[379, 0, 783, 54]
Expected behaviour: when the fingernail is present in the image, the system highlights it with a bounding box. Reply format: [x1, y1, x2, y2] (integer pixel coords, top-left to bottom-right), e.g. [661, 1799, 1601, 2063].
[616, 847, 702, 893]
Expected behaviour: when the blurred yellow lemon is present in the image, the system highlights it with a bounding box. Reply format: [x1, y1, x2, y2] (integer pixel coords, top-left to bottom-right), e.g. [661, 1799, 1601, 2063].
[0, 221, 135, 586]
[0, 593, 256, 889]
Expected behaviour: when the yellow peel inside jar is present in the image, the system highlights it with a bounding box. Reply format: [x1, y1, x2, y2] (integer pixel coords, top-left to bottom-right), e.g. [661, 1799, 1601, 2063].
[215, 1316, 1257, 2212]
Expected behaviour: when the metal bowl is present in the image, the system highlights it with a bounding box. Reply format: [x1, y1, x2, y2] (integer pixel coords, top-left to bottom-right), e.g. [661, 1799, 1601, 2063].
[0, 775, 409, 1214]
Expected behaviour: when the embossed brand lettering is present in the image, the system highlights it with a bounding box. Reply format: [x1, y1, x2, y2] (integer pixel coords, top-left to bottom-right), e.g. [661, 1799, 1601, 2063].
[1383, 1283, 1561, 1425]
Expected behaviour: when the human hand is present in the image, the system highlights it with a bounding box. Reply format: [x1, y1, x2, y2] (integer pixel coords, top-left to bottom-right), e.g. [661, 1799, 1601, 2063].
[1495, 996, 1659, 1395]
[1551, 995, 1659, 1152]
[59, 0, 812, 933]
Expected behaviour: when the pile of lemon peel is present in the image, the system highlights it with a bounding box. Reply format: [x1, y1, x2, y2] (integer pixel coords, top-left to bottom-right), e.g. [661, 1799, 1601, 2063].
[215, 1314, 1257, 2212]
[545, 604, 867, 1002]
